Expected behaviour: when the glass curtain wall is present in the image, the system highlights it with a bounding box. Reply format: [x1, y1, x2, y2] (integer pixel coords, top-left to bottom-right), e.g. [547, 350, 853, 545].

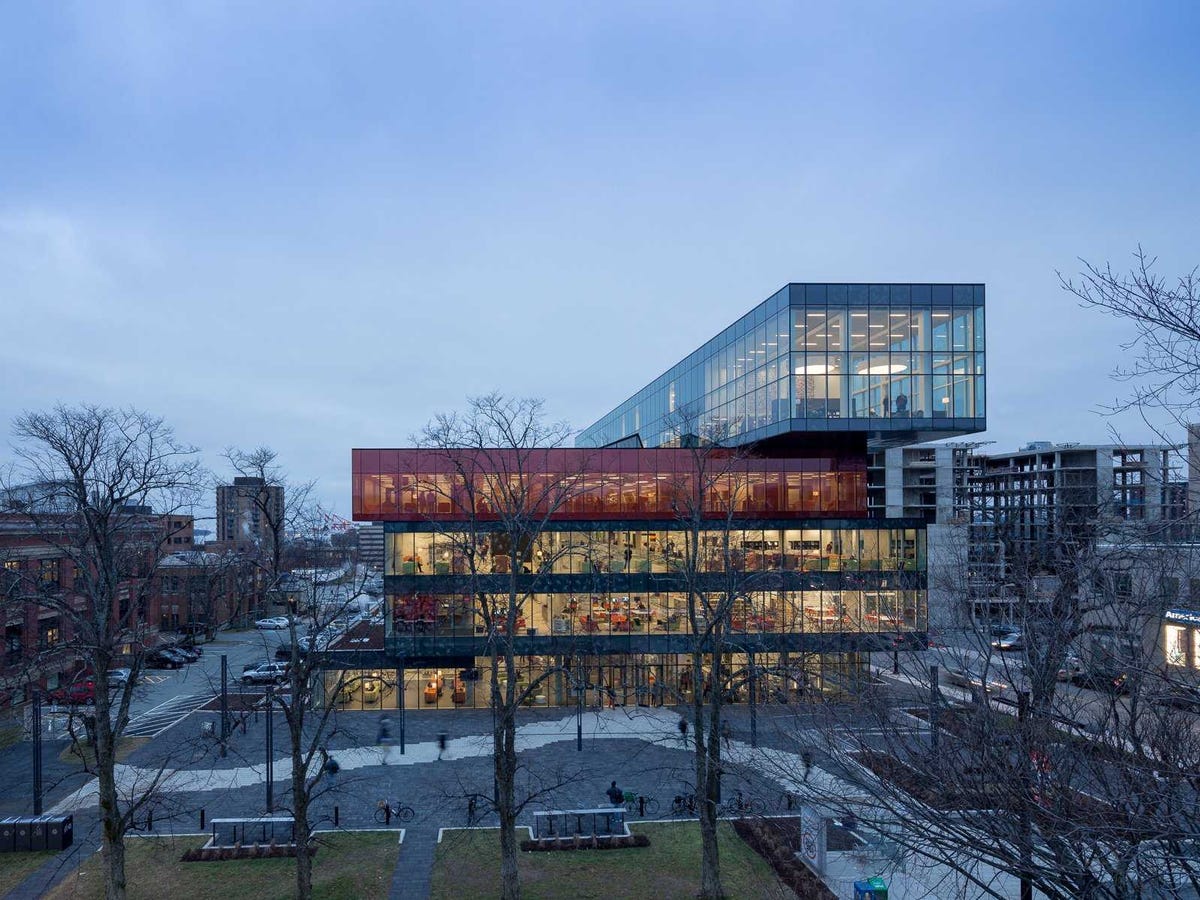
[385, 587, 926, 640]
[791, 285, 984, 421]
[323, 651, 874, 711]
[387, 526, 924, 576]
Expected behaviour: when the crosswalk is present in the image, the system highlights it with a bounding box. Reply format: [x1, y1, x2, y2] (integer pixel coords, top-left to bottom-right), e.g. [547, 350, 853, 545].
[125, 692, 213, 738]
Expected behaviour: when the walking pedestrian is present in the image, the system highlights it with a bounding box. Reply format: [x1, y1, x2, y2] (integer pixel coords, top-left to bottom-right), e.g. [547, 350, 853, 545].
[437, 730, 448, 761]
[678, 717, 689, 747]
[606, 780, 624, 806]
[720, 720, 732, 750]
[376, 714, 393, 765]
[802, 749, 813, 782]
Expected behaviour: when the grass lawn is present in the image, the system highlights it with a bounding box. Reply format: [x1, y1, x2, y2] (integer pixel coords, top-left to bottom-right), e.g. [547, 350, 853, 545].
[58, 736, 150, 766]
[431, 823, 796, 900]
[45, 831, 399, 900]
[0, 850, 58, 897]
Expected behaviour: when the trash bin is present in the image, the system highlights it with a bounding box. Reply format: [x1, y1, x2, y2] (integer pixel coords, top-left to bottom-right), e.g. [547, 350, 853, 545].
[12, 818, 31, 852]
[0, 817, 17, 852]
[44, 815, 72, 851]
[29, 817, 47, 851]
[853, 876, 888, 900]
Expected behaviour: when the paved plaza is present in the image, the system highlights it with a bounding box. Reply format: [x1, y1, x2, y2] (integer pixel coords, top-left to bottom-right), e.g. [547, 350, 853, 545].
[3, 702, 823, 898]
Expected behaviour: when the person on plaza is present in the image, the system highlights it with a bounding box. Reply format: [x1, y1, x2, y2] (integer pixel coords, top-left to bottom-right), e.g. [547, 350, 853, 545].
[376, 714, 394, 765]
[437, 730, 448, 761]
[802, 749, 814, 782]
[721, 719, 732, 750]
[678, 717, 689, 746]
[606, 780, 624, 806]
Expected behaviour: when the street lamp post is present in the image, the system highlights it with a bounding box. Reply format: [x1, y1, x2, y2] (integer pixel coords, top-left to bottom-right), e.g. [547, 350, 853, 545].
[265, 685, 274, 812]
[32, 690, 43, 815]
[397, 659, 406, 755]
[220, 654, 229, 758]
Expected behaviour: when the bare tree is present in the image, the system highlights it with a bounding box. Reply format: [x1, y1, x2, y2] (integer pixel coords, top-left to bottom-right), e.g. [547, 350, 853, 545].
[161, 546, 254, 640]
[1, 404, 201, 900]
[768, 519, 1200, 900]
[658, 406, 772, 900]
[1061, 247, 1200, 436]
[417, 393, 590, 900]
[222, 446, 364, 900]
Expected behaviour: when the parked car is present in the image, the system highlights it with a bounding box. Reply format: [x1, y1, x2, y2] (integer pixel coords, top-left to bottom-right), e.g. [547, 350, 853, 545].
[1149, 680, 1200, 712]
[991, 631, 1025, 651]
[241, 662, 289, 685]
[159, 647, 192, 666]
[1071, 668, 1130, 694]
[49, 679, 95, 705]
[1056, 653, 1084, 681]
[274, 645, 295, 661]
[107, 668, 133, 688]
[146, 650, 183, 669]
[943, 663, 1006, 695]
[255, 616, 290, 630]
[164, 645, 200, 663]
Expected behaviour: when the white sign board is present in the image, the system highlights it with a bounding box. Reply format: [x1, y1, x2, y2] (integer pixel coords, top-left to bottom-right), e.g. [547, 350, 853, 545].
[800, 805, 826, 874]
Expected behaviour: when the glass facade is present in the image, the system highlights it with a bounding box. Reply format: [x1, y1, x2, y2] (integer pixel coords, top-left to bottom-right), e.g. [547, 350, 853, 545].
[576, 283, 985, 449]
[353, 448, 867, 522]
[386, 526, 924, 577]
[323, 651, 875, 711]
[345, 280, 983, 708]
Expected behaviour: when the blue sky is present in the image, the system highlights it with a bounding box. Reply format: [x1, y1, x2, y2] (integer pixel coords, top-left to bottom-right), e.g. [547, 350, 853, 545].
[2, 2, 1198, 518]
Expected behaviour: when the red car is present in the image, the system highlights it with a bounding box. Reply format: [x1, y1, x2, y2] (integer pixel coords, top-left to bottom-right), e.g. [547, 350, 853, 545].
[48, 680, 96, 705]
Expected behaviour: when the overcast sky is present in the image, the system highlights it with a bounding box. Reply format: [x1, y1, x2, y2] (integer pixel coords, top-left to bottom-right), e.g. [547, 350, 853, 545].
[2, 2, 1198, 521]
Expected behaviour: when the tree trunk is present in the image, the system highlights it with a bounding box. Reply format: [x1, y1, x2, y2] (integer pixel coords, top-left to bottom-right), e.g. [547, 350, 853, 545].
[95, 692, 127, 900]
[693, 654, 724, 900]
[98, 763, 127, 899]
[495, 697, 520, 900]
[293, 763, 313, 900]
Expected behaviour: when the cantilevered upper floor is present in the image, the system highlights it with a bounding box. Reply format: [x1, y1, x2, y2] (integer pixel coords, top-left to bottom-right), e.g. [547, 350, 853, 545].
[576, 283, 986, 450]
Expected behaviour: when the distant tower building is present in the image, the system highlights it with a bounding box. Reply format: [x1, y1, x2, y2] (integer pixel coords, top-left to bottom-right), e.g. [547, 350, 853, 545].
[356, 524, 385, 569]
[216, 477, 284, 549]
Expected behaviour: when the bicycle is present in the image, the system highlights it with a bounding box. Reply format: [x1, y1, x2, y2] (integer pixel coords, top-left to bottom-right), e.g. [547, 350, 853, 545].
[670, 792, 697, 817]
[622, 791, 659, 817]
[718, 790, 765, 817]
[374, 799, 415, 824]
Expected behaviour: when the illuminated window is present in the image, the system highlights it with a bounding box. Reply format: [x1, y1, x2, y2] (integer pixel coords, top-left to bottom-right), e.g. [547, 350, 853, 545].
[1165, 624, 1187, 666]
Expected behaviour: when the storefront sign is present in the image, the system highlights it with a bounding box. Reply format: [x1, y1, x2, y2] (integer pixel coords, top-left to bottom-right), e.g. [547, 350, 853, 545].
[1166, 609, 1200, 626]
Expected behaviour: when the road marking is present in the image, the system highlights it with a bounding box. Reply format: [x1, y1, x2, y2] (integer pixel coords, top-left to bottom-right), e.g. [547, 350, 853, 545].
[125, 692, 213, 738]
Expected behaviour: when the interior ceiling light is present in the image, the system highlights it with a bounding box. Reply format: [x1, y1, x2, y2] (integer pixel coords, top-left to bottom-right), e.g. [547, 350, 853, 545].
[858, 362, 909, 375]
[795, 364, 832, 374]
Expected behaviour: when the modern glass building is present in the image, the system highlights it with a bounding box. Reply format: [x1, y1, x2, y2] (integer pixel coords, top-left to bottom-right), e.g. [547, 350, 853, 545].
[576, 283, 985, 450]
[343, 282, 985, 712]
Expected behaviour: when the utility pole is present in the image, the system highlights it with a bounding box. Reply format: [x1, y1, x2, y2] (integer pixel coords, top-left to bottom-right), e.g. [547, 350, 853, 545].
[220, 654, 229, 758]
[265, 685, 274, 812]
[32, 691, 43, 815]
